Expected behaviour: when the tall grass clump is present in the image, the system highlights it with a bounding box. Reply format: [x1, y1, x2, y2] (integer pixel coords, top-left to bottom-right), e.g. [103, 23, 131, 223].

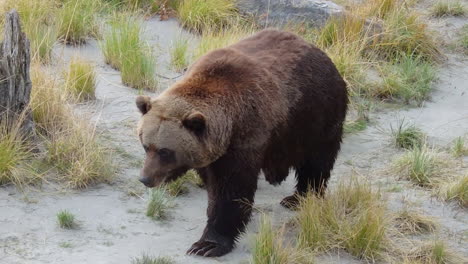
[132, 254, 175, 264]
[170, 38, 189, 72]
[373, 8, 441, 61]
[251, 215, 311, 264]
[451, 136, 467, 157]
[1, 0, 59, 63]
[378, 54, 436, 104]
[146, 188, 173, 220]
[30, 64, 114, 188]
[64, 57, 96, 101]
[45, 121, 114, 189]
[102, 13, 157, 90]
[390, 119, 425, 149]
[394, 146, 441, 186]
[58, 0, 100, 44]
[0, 118, 32, 186]
[439, 175, 468, 207]
[431, 1, 466, 17]
[297, 178, 387, 261]
[177, 0, 237, 32]
[30, 64, 70, 133]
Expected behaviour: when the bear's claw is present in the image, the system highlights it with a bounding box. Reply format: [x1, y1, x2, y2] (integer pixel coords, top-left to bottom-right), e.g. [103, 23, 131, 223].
[187, 240, 232, 257]
[280, 194, 301, 209]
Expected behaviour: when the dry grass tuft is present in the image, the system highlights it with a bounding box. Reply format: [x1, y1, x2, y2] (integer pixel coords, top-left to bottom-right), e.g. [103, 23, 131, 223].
[30, 64, 114, 188]
[64, 56, 96, 101]
[431, 1, 466, 17]
[0, 117, 34, 186]
[438, 175, 468, 207]
[251, 215, 313, 264]
[45, 121, 114, 189]
[372, 8, 441, 61]
[394, 208, 438, 234]
[297, 177, 387, 261]
[405, 239, 466, 264]
[451, 136, 467, 157]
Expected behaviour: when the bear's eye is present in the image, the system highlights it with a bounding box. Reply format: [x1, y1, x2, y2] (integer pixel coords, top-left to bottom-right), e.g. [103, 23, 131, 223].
[143, 145, 149, 153]
[158, 148, 173, 161]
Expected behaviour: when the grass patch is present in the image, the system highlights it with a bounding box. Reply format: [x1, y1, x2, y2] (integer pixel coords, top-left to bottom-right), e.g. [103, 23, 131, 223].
[459, 25, 468, 52]
[0, 118, 33, 186]
[394, 208, 437, 234]
[344, 119, 367, 134]
[64, 56, 96, 101]
[251, 215, 312, 264]
[57, 210, 77, 229]
[58, 0, 100, 44]
[451, 136, 467, 157]
[373, 8, 441, 61]
[30, 64, 70, 132]
[59, 241, 73, 248]
[132, 254, 175, 264]
[30, 64, 114, 188]
[431, 1, 466, 17]
[297, 177, 386, 261]
[45, 121, 114, 189]
[406, 239, 465, 264]
[394, 146, 442, 187]
[146, 188, 173, 220]
[438, 175, 468, 207]
[101, 13, 157, 90]
[177, 0, 237, 32]
[378, 54, 436, 104]
[170, 37, 189, 72]
[390, 119, 425, 149]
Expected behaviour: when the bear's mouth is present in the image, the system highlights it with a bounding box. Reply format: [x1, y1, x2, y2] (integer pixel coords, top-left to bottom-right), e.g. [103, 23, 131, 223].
[141, 167, 189, 188]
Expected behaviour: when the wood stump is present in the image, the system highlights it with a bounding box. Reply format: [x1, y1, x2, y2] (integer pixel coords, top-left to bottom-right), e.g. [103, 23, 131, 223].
[0, 9, 34, 134]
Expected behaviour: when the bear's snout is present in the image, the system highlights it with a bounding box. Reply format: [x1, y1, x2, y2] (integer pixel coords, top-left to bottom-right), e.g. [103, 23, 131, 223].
[139, 176, 154, 187]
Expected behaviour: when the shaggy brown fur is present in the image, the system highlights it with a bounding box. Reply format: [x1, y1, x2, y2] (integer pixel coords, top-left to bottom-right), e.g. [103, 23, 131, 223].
[135, 29, 348, 257]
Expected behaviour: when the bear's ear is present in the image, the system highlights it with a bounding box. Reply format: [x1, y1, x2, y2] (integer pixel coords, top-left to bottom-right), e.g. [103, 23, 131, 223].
[136, 96, 152, 115]
[183, 111, 206, 134]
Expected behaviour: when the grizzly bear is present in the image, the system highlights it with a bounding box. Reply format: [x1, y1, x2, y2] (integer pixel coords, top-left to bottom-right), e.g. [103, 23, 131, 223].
[135, 29, 347, 257]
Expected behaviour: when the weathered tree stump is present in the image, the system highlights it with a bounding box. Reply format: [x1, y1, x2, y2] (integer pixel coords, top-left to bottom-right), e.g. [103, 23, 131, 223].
[0, 9, 34, 134]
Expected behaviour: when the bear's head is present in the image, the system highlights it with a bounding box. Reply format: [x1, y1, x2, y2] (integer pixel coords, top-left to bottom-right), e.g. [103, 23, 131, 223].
[135, 95, 214, 187]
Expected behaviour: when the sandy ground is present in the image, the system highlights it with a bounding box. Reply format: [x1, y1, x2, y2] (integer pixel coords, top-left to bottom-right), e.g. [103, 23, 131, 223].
[1, 13, 467, 264]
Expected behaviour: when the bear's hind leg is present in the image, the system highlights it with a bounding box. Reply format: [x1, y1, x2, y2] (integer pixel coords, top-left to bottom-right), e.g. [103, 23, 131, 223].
[281, 140, 341, 209]
[280, 159, 331, 209]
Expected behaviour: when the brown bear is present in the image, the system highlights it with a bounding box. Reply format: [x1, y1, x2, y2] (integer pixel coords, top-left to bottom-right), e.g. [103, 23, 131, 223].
[135, 29, 347, 257]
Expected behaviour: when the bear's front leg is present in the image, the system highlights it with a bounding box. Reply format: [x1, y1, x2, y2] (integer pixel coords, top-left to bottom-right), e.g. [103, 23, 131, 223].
[187, 155, 259, 257]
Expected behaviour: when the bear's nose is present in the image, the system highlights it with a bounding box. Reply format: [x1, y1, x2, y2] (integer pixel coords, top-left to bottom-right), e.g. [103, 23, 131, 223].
[139, 177, 153, 187]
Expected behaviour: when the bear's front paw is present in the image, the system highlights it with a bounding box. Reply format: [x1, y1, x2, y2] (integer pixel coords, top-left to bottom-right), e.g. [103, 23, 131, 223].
[187, 239, 233, 257]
